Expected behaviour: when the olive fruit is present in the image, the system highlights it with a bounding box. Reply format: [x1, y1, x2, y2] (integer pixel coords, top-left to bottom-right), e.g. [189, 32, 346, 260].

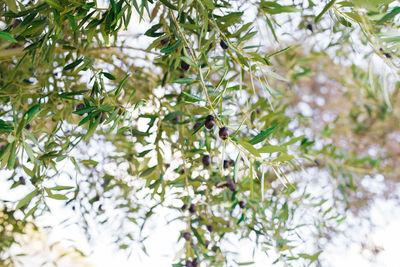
[19, 176, 26, 185]
[180, 61, 190, 71]
[219, 127, 229, 140]
[183, 232, 191, 241]
[191, 257, 198, 267]
[24, 123, 31, 130]
[12, 19, 21, 28]
[204, 115, 215, 130]
[95, 112, 106, 123]
[181, 204, 188, 211]
[185, 260, 192, 267]
[206, 224, 214, 232]
[223, 160, 229, 169]
[75, 103, 85, 115]
[239, 200, 246, 209]
[202, 154, 211, 167]
[383, 52, 392, 58]
[227, 179, 237, 192]
[208, 41, 214, 50]
[220, 39, 228, 50]
[160, 37, 170, 46]
[189, 204, 196, 213]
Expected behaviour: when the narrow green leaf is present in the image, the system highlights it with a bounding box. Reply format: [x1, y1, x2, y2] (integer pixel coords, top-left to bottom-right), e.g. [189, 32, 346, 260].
[273, 154, 294, 162]
[63, 58, 83, 71]
[4, 0, 18, 13]
[173, 78, 195, 84]
[182, 91, 207, 102]
[47, 194, 68, 200]
[248, 126, 277, 145]
[15, 189, 38, 210]
[0, 31, 17, 42]
[48, 186, 74, 191]
[315, 0, 336, 23]
[7, 141, 16, 170]
[102, 72, 116, 80]
[162, 111, 183, 121]
[84, 114, 101, 141]
[160, 39, 182, 54]
[140, 166, 156, 177]
[114, 74, 129, 96]
[258, 145, 285, 153]
[25, 104, 40, 123]
[377, 7, 400, 24]
[159, 0, 178, 10]
[238, 141, 261, 157]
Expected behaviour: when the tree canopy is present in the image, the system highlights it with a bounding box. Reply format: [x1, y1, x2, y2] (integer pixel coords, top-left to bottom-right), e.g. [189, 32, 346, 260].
[1, 0, 399, 266]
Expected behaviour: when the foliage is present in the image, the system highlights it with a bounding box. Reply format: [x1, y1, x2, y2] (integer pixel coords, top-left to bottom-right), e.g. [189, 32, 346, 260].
[0, 0, 399, 266]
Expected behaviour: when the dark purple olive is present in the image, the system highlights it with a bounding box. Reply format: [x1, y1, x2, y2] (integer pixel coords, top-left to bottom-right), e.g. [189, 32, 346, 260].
[202, 155, 211, 167]
[179, 169, 185, 174]
[189, 204, 196, 213]
[255, 108, 261, 114]
[227, 179, 237, 192]
[191, 257, 198, 267]
[212, 246, 218, 252]
[180, 61, 190, 71]
[206, 224, 214, 232]
[181, 204, 188, 211]
[204, 115, 215, 130]
[239, 200, 246, 209]
[383, 52, 392, 58]
[219, 127, 229, 140]
[183, 232, 191, 241]
[160, 37, 170, 46]
[208, 41, 214, 50]
[220, 39, 228, 50]
[12, 19, 21, 28]
[272, 189, 277, 196]
[24, 123, 31, 130]
[185, 260, 192, 267]
[223, 160, 229, 169]
[306, 23, 313, 32]
[19, 176, 25, 185]
[95, 112, 106, 123]
[75, 103, 85, 115]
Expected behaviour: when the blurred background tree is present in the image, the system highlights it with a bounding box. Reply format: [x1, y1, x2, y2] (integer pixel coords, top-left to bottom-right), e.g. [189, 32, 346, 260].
[0, 0, 399, 266]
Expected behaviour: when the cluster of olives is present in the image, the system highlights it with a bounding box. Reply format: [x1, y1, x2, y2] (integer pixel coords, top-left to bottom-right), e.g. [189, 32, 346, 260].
[185, 257, 198, 267]
[197, 115, 229, 140]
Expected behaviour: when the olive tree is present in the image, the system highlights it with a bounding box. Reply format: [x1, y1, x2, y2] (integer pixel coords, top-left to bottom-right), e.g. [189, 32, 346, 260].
[0, 0, 399, 266]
